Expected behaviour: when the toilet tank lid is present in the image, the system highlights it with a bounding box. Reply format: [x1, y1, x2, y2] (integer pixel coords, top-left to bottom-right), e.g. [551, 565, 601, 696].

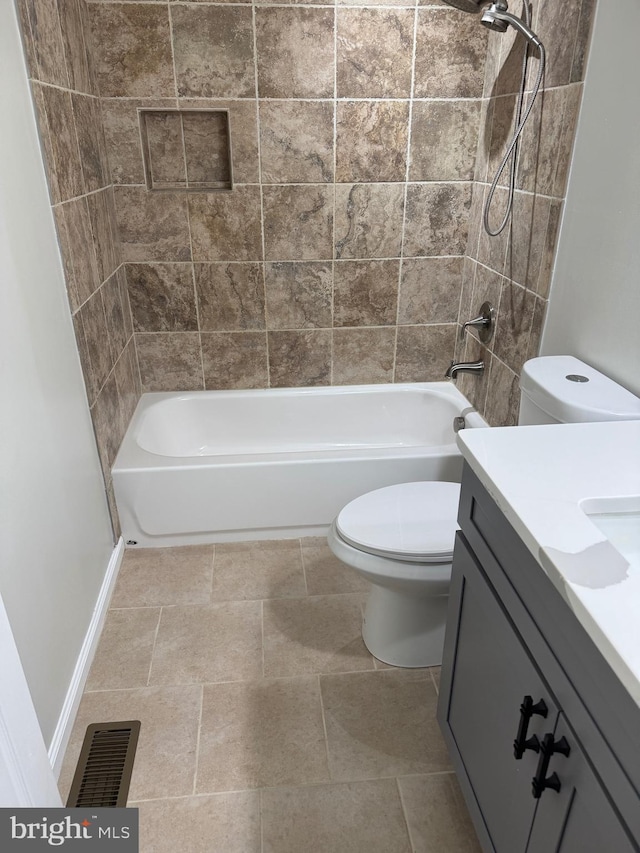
[521, 356, 640, 423]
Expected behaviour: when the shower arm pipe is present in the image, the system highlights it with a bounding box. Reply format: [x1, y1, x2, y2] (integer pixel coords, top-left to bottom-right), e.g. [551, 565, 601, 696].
[483, 5, 546, 237]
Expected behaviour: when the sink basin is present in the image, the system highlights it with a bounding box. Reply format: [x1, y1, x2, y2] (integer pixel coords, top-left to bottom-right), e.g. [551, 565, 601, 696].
[581, 497, 640, 572]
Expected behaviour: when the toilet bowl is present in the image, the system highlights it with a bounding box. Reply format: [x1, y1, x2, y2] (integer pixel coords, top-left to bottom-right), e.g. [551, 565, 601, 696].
[327, 481, 460, 668]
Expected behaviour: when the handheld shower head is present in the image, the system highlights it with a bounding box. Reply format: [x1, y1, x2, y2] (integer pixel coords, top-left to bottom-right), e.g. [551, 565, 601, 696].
[441, 0, 542, 45]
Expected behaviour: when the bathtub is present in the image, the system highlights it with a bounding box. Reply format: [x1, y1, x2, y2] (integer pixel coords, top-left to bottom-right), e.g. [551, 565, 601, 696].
[112, 383, 488, 547]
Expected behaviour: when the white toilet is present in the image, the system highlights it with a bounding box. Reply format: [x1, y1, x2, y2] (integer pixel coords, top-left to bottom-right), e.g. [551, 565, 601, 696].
[328, 355, 640, 668]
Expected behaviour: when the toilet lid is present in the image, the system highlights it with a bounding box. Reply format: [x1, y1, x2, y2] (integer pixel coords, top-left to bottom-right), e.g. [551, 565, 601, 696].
[336, 481, 460, 563]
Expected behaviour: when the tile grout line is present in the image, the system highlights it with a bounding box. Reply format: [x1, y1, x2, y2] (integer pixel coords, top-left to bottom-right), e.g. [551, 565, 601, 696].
[145, 606, 164, 687]
[299, 539, 309, 597]
[395, 776, 417, 852]
[260, 599, 266, 679]
[317, 674, 332, 781]
[192, 684, 204, 796]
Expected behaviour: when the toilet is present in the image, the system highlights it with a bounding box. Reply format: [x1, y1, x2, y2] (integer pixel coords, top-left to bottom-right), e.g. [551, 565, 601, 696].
[328, 355, 640, 668]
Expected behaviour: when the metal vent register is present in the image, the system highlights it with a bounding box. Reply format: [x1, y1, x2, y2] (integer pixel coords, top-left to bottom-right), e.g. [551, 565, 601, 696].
[66, 721, 141, 808]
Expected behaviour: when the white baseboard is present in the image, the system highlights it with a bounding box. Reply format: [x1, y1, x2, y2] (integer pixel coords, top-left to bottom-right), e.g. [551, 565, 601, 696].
[48, 537, 125, 778]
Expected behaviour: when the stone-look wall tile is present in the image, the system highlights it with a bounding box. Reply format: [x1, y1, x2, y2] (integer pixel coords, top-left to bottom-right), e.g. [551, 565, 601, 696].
[334, 260, 399, 328]
[265, 262, 332, 330]
[492, 23, 526, 99]
[533, 0, 582, 88]
[25, 0, 69, 87]
[464, 182, 484, 264]
[395, 325, 457, 382]
[458, 257, 477, 332]
[16, 0, 40, 80]
[32, 83, 83, 204]
[516, 87, 567, 196]
[414, 9, 487, 98]
[102, 271, 129, 363]
[87, 188, 119, 282]
[476, 186, 509, 274]
[72, 94, 109, 193]
[79, 288, 113, 394]
[180, 100, 259, 184]
[335, 184, 404, 260]
[54, 198, 101, 312]
[473, 98, 493, 184]
[504, 193, 550, 292]
[404, 183, 472, 258]
[553, 84, 583, 198]
[195, 263, 266, 331]
[183, 112, 231, 186]
[536, 199, 563, 300]
[268, 330, 332, 387]
[188, 187, 262, 262]
[58, 0, 92, 93]
[571, 0, 596, 83]
[336, 101, 409, 183]
[332, 328, 395, 386]
[172, 6, 255, 99]
[101, 98, 178, 185]
[399, 257, 463, 325]
[493, 280, 536, 375]
[256, 8, 334, 99]
[410, 100, 481, 182]
[114, 340, 141, 442]
[526, 295, 547, 362]
[115, 187, 191, 263]
[127, 263, 198, 332]
[484, 95, 517, 190]
[88, 4, 173, 98]
[117, 266, 135, 342]
[145, 112, 186, 187]
[73, 311, 98, 405]
[484, 356, 520, 426]
[91, 372, 123, 471]
[263, 185, 333, 261]
[201, 332, 269, 390]
[259, 101, 334, 184]
[336, 9, 414, 99]
[136, 333, 203, 392]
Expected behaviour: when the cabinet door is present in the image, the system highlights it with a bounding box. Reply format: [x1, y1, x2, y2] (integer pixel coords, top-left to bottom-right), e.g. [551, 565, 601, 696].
[527, 716, 638, 853]
[441, 535, 559, 853]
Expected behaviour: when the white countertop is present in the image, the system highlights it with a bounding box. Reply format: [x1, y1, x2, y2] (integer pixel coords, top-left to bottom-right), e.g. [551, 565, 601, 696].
[457, 420, 640, 705]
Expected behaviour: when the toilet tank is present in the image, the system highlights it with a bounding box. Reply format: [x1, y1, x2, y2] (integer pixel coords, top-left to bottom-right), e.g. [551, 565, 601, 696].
[518, 356, 640, 425]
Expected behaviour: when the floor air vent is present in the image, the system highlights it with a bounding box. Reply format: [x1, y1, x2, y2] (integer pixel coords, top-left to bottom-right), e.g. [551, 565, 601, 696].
[66, 721, 141, 808]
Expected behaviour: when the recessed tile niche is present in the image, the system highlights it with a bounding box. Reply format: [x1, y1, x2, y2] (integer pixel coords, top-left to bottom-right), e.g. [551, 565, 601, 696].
[139, 109, 233, 192]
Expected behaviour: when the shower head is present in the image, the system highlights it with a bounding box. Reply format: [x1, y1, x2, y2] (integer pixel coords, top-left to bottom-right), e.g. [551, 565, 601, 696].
[441, 1, 542, 47]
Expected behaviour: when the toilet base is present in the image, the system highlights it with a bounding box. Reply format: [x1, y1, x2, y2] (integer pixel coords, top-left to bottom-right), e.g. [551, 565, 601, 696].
[362, 584, 448, 668]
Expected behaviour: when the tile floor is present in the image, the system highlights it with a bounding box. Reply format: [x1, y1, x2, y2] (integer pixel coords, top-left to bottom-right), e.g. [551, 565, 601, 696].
[60, 538, 481, 852]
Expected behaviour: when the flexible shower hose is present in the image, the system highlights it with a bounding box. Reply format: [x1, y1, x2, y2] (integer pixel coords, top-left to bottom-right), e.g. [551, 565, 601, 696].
[483, 3, 546, 236]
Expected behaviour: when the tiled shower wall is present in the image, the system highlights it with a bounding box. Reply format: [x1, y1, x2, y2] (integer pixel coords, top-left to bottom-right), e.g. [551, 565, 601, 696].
[92, 1, 490, 390]
[456, 0, 596, 424]
[17, 0, 141, 535]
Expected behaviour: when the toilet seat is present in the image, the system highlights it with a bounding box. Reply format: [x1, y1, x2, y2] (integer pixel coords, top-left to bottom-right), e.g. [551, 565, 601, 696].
[335, 481, 460, 563]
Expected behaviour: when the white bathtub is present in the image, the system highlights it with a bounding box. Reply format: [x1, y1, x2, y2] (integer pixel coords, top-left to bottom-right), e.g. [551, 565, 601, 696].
[112, 383, 488, 547]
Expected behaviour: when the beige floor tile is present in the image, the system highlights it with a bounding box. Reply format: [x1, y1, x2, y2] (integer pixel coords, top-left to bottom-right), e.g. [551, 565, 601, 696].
[212, 539, 306, 600]
[111, 546, 213, 608]
[399, 774, 482, 853]
[58, 686, 201, 803]
[431, 666, 441, 694]
[86, 608, 160, 691]
[263, 594, 373, 677]
[196, 677, 329, 792]
[262, 779, 412, 853]
[148, 601, 263, 686]
[321, 670, 451, 781]
[132, 792, 261, 853]
[301, 537, 371, 595]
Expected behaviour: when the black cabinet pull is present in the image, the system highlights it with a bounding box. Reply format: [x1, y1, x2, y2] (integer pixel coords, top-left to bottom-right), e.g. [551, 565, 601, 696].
[531, 733, 571, 799]
[513, 695, 548, 759]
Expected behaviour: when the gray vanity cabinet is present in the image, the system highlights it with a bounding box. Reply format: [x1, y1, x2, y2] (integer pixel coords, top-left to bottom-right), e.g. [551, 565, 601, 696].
[438, 464, 640, 853]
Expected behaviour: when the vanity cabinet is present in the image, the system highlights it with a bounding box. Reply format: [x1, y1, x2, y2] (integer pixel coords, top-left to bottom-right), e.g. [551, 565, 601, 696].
[438, 465, 640, 853]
